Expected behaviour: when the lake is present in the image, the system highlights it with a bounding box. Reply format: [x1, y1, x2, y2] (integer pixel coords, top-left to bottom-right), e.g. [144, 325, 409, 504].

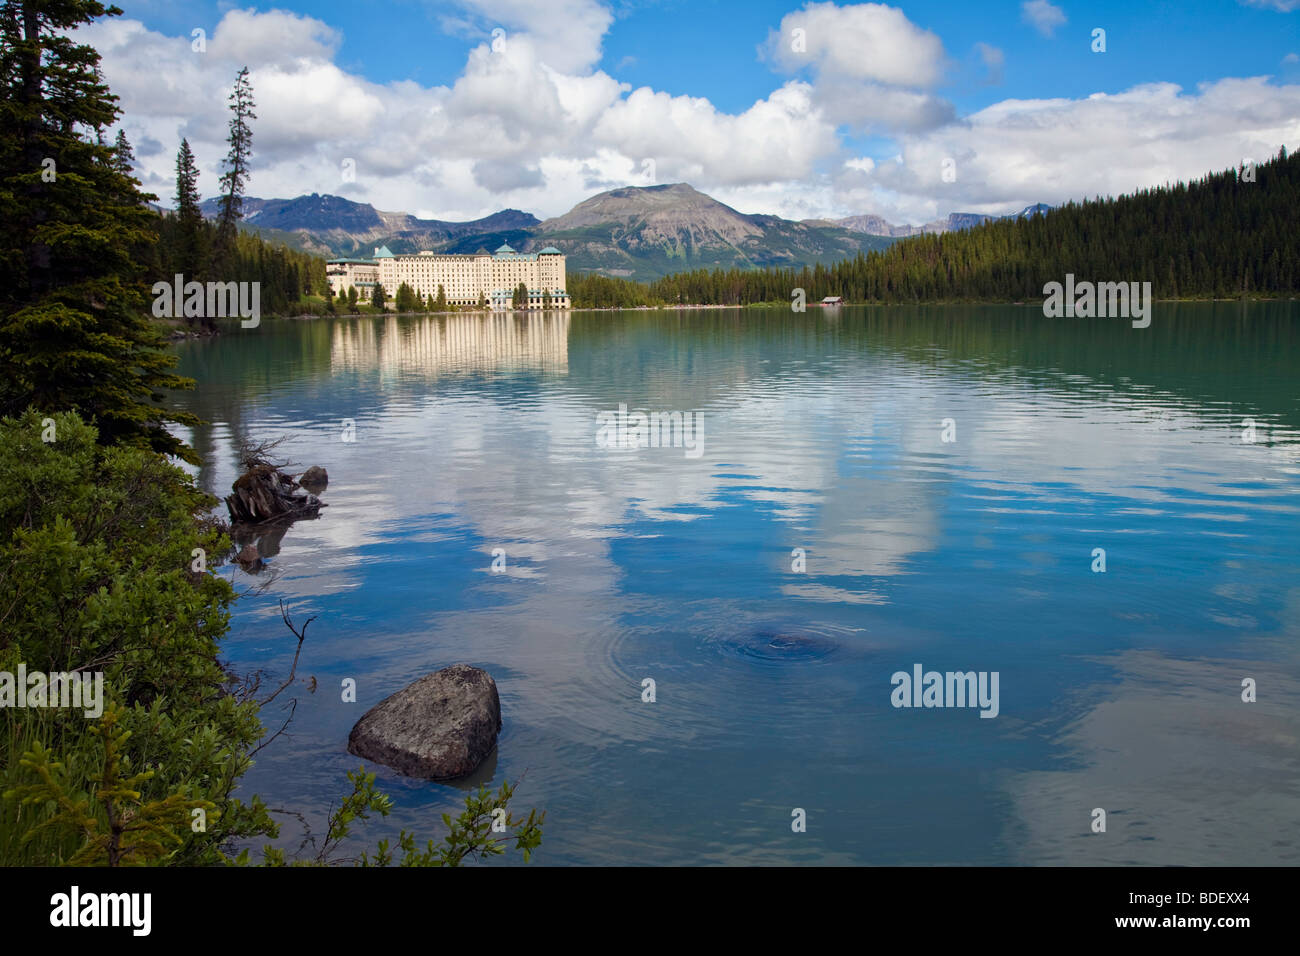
[172, 302, 1300, 865]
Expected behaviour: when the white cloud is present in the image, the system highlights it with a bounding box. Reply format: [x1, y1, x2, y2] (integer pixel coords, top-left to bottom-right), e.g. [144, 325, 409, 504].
[762, 2, 953, 134]
[1021, 0, 1067, 37]
[832, 78, 1300, 223]
[591, 82, 838, 186]
[208, 8, 341, 67]
[436, 0, 614, 73]
[83, 7, 844, 217]
[77, 5, 1300, 229]
[765, 2, 947, 87]
[815, 79, 955, 131]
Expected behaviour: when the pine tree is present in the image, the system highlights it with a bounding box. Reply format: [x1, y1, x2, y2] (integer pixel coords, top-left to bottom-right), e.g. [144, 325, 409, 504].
[0, 0, 200, 461]
[173, 138, 205, 283]
[6, 704, 213, 865]
[111, 128, 133, 177]
[212, 66, 255, 277]
[394, 282, 418, 312]
[370, 283, 385, 310]
[434, 283, 447, 311]
[513, 281, 528, 310]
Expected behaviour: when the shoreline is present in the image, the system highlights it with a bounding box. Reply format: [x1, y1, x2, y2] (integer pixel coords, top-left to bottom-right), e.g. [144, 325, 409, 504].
[156, 294, 1298, 335]
[288, 294, 1300, 319]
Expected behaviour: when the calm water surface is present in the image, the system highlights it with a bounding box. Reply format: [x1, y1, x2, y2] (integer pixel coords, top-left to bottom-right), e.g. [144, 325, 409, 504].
[172, 303, 1300, 865]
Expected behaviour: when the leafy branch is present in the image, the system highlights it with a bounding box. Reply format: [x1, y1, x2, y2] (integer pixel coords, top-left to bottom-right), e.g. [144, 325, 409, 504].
[273, 767, 545, 867]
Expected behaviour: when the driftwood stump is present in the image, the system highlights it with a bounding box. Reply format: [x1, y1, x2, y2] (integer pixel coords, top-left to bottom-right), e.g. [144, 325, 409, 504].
[225, 464, 326, 525]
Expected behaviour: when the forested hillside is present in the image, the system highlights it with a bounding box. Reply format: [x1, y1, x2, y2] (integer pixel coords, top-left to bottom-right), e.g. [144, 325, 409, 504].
[571, 150, 1298, 308]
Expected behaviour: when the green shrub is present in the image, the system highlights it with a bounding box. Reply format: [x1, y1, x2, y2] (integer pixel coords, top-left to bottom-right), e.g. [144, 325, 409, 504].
[0, 409, 274, 864]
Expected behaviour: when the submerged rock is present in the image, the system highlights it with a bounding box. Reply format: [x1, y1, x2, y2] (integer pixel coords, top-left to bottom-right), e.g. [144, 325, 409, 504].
[346, 664, 501, 780]
[298, 465, 328, 493]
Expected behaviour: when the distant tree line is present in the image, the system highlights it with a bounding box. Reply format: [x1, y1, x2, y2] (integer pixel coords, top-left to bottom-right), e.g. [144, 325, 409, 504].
[150, 205, 328, 321]
[569, 149, 1299, 309]
[568, 272, 662, 308]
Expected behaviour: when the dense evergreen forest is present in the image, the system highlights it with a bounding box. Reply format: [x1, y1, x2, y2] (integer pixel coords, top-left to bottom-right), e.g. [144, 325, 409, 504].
[569, 149, 1298, 309]
[149, 210, 328, 319]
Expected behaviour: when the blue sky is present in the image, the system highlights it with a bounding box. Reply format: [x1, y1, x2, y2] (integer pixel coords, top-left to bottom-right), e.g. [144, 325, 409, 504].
[92, 1, 1300, 222]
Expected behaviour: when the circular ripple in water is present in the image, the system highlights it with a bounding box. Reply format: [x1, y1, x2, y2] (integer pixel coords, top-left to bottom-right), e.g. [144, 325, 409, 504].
[726, 629, 841, 665]
[690, 612, 871, 670]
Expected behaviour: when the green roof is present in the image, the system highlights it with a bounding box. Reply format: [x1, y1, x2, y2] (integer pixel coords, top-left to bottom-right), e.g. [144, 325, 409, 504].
[373, 245, 395, 258]
[538, 246, 562, 254]
[494, 243, 515, 254]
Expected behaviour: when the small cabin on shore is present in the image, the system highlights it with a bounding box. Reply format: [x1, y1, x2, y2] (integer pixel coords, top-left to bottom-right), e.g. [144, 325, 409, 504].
[821, 296, 843, 306]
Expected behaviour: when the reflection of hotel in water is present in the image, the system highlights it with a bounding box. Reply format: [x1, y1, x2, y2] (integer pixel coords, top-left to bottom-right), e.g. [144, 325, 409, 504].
[330, 312, 570, 377]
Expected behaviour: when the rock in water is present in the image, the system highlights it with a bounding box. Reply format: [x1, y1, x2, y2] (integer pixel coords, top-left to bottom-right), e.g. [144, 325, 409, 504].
[299, 465, 328, 493]
[347, 664, 502, 780]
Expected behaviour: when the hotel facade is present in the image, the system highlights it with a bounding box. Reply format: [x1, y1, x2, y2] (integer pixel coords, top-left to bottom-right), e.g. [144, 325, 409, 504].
[327, 243, 570, 310]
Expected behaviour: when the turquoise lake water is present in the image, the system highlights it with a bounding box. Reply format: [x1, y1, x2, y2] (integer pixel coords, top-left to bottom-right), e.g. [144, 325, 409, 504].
[172, 302, 1300, 865]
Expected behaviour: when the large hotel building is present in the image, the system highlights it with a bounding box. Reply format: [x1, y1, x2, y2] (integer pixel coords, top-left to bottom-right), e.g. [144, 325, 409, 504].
[327, 243, 570, 310]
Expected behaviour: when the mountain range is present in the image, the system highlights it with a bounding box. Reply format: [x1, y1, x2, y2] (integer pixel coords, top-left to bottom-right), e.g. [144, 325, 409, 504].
[827, 204, 1053, 238]
[200, 186, 1048, 282]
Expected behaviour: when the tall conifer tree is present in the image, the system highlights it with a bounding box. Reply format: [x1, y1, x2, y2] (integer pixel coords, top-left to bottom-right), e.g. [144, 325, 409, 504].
[212, 66, 255, 277]
[173, 137, 205, 280]
[0, 0, 199, 460]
